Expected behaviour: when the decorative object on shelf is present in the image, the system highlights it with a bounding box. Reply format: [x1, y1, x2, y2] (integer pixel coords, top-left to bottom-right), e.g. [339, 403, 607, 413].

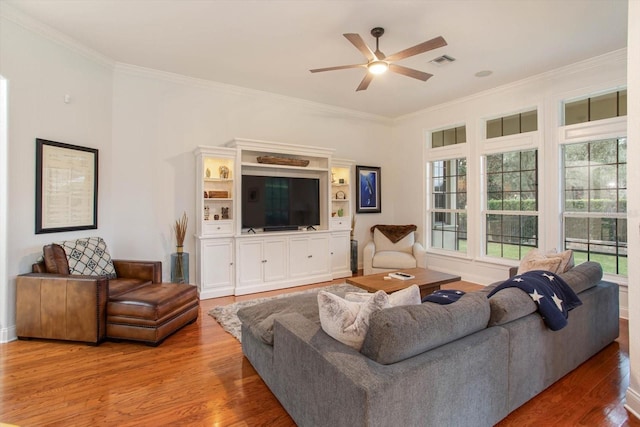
[331, 172, 336, 183]
[338, 208, 344, 217]
[356, 165, 381, 213]
[214, 214, 220, 220]
[204, 206, 210, 220]
[206, 168, 211, 178]
[204, 191, 208, 198]
[219, 165, 230, 179]
[171, 212, 189, 284]
[332, 212, 337, 217]
[256, 155, 310, 167]
[339, 178, 345, 184]
[208, 190, 228, 198]
[221, 207, 229, 220]
[336, 190, 346, 200]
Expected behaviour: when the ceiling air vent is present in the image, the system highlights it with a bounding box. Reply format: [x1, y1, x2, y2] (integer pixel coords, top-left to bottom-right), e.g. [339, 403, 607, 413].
[429, 55, 456, 66]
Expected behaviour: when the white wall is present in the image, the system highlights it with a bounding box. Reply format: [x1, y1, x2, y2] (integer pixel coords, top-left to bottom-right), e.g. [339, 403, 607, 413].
[625, 0, 640, 417]
[0, 11, 114, 342]
[391, 49, 627, 286]
[110, 65, 394, 281]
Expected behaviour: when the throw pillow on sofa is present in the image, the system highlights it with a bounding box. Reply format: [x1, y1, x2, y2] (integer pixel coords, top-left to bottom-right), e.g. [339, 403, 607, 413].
[517, 248, 574, 275]
[344, 284, 421, 307]
[56, 237, 117, 278]
[318, 290, 389, 350]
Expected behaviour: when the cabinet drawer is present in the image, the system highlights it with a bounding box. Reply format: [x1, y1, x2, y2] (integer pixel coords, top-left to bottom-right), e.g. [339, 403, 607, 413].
[331, 218, 350, 230]
[203, 220, 233, 235]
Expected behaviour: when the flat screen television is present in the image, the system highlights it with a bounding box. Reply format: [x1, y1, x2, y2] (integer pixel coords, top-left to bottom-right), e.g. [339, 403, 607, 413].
[242, 175, 320, 230]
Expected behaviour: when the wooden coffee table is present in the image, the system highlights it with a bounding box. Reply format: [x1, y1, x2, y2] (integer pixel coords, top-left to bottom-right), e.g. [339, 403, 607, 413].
[346, 268, 462, 299]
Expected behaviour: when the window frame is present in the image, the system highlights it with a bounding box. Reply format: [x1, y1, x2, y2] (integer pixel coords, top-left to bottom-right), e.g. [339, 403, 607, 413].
[561, 137, 627, 276]
[481, 148, 539, 261]
[427, 157, 468, 254]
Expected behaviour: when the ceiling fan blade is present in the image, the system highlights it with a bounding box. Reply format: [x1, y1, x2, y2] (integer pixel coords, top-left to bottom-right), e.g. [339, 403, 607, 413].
[343, 33, 377, 61]
[389, 64, 433, 81]
[356, 73, 375, 91]
[385, 36, 447, 62]
[310, 64, 366, 73]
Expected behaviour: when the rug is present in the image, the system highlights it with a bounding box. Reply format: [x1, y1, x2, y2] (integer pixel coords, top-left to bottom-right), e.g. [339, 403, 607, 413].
[208, 283, 362, 342]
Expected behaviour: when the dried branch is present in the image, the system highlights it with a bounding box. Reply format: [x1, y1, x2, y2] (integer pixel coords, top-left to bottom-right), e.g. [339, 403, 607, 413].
[174, 212, 188, 247]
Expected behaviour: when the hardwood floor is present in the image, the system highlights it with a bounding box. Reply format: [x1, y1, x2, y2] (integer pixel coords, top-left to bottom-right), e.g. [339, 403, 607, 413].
[1, 278, 638, 426]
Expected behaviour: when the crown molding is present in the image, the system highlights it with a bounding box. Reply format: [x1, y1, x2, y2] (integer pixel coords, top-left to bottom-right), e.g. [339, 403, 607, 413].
[114, 62, 393, 126]
[1, 2, 114, 69]
[395, 48, 627, 123]
[0, 3, 387, 125]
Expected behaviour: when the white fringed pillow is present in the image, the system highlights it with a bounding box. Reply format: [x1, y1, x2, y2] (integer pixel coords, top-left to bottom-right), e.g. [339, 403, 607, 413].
[517, 248, 574, 275]
[344, 284, 421, 307]
[318, 290, 389, 350]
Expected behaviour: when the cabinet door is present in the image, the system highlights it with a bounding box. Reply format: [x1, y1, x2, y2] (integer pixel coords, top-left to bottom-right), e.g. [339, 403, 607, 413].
[308, 235, 330, 275]
[288, 237, 310, 278]
[331, 232, 351, 276]
[263, 238, 287, 282]
[237, 240, 264, 288]
[201, 239, 234, 296]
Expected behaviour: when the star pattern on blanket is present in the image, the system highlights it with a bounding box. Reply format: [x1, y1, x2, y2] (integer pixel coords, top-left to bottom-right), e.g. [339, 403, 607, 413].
[529, 289, 544, 303]
[487, 270, 582, 331]
[552, 294, 564, 311]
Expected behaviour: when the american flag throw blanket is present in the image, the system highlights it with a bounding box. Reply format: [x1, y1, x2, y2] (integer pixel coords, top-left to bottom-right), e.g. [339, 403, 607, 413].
[487, 270, 582, 331]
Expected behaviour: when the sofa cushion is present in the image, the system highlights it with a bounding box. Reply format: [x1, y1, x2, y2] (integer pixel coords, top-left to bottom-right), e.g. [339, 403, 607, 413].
[360, 292, 490, 365]
[373, 228, 414, 254]
[57, 237, 117, 278]
[486, 287, 537, 326]
[372, 251, 417, 269]
[237, 293, 321, 345]
[108, 278, 153, 297]
[318, 290, 389, 350]
[484, 261, 601, 327]
[559, 261, 603, 294]
[43, 244, 70, 274]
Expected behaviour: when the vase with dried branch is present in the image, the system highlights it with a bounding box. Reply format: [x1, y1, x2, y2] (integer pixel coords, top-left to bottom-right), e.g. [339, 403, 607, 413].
[171, 212, 189, 284]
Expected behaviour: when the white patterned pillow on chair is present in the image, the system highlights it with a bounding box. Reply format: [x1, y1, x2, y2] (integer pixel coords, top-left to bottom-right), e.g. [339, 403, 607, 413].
[57, 237, 117, 278]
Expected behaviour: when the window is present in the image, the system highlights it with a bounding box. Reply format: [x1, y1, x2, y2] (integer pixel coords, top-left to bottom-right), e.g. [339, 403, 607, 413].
[431, 125, 466, 148]
[562, 138, 627, 275]
[484, 149, 538, 259]
[486, 110, 537, 139]
[429, 158, 467, 252]
[564, 90, 627, 125]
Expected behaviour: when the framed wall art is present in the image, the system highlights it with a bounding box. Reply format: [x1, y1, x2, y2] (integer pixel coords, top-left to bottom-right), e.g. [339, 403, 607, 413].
[356, 165, 381, 213]
[35, 138, 98, 234]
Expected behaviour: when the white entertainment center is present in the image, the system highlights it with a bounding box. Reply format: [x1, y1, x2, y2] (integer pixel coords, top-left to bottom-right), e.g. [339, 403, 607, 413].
[194, 138, 354, 299]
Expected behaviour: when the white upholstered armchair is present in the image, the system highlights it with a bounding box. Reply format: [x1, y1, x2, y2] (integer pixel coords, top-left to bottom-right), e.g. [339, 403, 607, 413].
[363, 225, 427, 275]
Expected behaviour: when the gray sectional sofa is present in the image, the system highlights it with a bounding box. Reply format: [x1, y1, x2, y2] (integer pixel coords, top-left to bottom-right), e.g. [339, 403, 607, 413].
[237, 262, 619, 427]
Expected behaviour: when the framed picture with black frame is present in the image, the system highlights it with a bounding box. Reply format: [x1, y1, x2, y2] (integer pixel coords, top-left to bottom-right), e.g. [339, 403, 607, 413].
[355, 165, 381, 213]
[35, 138, 98, 234]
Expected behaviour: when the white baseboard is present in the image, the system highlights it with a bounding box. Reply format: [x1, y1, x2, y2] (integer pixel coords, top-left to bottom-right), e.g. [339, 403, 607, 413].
[0, 324, 16, 343]
[625, 387, 640, 419]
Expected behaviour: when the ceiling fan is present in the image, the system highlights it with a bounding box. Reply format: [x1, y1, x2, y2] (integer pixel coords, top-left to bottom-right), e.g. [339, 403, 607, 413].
[310, 27, 447, 91]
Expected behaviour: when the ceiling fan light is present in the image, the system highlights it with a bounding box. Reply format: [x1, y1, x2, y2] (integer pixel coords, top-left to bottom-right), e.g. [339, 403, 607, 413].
[368, 61, 389, 75]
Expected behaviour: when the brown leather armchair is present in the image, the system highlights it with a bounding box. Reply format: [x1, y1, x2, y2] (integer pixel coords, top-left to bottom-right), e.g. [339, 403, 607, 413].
[17, 244, 161, 344]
